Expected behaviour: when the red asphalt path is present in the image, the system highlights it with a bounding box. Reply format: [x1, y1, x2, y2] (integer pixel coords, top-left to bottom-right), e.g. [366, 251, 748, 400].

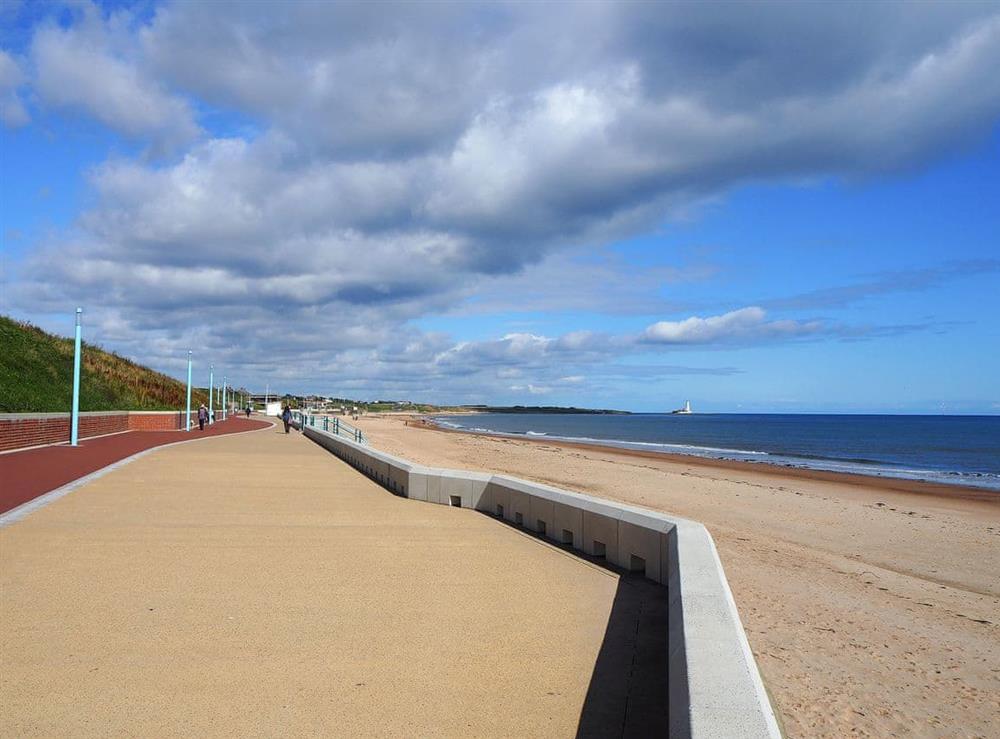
[0, 416, 271, 515]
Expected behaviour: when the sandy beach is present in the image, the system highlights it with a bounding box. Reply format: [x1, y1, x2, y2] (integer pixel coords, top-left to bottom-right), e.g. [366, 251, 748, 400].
[352, 414, 1000, 738]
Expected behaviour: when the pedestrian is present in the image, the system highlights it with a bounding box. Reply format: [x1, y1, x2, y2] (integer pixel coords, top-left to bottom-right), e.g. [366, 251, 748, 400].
[198, 403, 208, 431]
[245, 405, 251, 418]
[281, 405, 292, 434]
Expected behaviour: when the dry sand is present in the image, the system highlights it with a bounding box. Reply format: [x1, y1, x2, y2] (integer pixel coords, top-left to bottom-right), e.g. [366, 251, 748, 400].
[354, 414, 1000, 738]
[1, 421, 665, 737]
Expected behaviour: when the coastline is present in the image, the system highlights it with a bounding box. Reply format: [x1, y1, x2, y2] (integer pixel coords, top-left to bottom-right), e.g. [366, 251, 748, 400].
[406, 417, 1000, 504]
[352, 412, 1000, 738]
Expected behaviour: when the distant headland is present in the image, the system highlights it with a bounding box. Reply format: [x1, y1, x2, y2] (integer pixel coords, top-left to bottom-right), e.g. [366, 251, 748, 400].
[456, 405, 630, 415]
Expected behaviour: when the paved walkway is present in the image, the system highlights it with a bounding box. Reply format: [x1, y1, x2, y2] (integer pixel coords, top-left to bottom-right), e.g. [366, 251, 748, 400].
[1, 419, 663, 737]
[0, 416, 270, 515]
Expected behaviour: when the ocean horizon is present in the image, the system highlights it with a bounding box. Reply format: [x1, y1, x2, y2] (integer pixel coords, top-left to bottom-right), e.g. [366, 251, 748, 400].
[431, 412, 1000, 492]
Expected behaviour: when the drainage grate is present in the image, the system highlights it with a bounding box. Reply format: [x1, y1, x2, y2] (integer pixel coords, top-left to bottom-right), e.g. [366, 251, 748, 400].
[561, 529, 574, 545]
[536, 520, 547, 536]
[496, 504, 504, 518]
[449, 495, 462, 507]
[515, 512, 523, 526]
[593, 540, 606, 558]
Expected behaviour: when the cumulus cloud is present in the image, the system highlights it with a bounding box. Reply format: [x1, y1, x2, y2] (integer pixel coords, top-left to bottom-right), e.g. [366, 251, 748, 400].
[31, 3, 200, 151]
[0, 49, 29, 126]
[642, 307, 824, 345]
[6, 1, 1000, 397]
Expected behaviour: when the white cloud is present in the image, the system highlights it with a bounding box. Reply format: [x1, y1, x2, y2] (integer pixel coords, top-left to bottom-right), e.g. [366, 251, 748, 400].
[509, 384, 551, 395]
[0, 49, 29, 126]
[6, 1, 1000, 398]
[31, 5, 199, 150]
[643, 307, 824, 345]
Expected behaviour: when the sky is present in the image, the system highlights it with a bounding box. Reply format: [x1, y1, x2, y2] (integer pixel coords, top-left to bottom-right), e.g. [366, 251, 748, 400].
[1, 0, 998, 413]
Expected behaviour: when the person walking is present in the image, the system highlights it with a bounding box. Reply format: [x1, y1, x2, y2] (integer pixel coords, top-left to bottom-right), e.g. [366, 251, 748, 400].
[281, 405, 292, 434]
[245, 405, 251, 418]
[197, 403, 208, 431]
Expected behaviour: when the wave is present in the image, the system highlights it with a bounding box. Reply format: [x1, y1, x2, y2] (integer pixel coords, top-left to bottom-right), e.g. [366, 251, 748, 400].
[432, 418, 769, 458]
[429, 416, 1000, 491]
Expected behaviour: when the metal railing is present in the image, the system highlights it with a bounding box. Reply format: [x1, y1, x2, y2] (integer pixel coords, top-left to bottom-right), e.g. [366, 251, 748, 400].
[293, 411, 367, 444]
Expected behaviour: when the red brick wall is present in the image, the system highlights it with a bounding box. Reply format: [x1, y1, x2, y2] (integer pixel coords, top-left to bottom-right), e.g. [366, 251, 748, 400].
[0, 414, 125, 452]
[80, 414, 129, 437]
[0, 412, 183, 452]
[0, 417, 71, 452]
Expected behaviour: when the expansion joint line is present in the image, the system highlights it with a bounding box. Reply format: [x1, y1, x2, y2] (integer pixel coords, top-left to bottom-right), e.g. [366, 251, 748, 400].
[620, 581, 645, 739]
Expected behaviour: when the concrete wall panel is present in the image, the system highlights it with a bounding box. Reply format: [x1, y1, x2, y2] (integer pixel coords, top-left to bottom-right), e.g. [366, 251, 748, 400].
[551, 502, 584, 547]
[425, 474, 442, 505]
[479, 481, 509, 517]
[407, 472, 429, 502]
[440, 474, 473, 507]
[506, 486, 530, 526]
[528, 496, 554, 537]
[618, 520, 663, 582]
[468, 475, 490, 509]
[582, 510, 619, 562]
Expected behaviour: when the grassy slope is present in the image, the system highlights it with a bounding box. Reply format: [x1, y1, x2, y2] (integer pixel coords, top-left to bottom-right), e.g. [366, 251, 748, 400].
[1, 315, 210, 412]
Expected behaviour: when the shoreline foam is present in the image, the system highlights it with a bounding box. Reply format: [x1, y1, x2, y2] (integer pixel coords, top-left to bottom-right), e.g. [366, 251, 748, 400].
[418, 417, 1000, 502]
[353, 412, 1000, 738]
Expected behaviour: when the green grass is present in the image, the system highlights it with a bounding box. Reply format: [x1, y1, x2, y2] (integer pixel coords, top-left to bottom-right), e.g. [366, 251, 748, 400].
[1, 315, 210, 412]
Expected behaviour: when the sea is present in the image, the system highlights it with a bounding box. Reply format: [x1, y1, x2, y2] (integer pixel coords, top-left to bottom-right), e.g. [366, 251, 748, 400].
[430, 413, 1000, 492]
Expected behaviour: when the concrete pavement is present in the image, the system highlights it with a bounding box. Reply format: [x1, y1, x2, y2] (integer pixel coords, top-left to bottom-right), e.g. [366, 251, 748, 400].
[1, 419, 644, 737]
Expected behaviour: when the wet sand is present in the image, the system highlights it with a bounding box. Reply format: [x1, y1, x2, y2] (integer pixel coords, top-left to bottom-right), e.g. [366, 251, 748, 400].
[354, 414, 1000, 738]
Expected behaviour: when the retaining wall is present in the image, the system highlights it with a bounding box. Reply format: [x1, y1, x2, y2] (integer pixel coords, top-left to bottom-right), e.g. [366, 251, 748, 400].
[303, 424, 780, 738]
[0, 411, 187, 452]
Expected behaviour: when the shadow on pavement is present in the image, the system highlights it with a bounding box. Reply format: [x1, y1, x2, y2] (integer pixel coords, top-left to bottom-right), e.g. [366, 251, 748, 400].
[488, 518, 669, 737]
[575, 568, 668, 737]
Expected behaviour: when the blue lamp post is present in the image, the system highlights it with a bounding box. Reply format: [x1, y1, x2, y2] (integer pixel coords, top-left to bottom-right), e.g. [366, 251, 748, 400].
[70, 308, 83, 446]
[185, 350, 193, 431]
[209, 364, 214, 424]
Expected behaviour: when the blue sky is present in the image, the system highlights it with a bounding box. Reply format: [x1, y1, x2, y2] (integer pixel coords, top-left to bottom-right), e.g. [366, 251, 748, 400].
[2, 1, 999, 412]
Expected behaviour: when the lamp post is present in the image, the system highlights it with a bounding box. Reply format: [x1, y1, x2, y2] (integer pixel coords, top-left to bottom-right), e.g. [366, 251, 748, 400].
[222, 376, 227, 421]
[185, 350, 193, 431]
[209, 364, 214, 424]
[70, 308, 83, 446]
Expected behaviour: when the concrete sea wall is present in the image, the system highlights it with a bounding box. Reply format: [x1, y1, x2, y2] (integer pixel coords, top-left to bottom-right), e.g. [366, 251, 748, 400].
[303, 424, 781, 738]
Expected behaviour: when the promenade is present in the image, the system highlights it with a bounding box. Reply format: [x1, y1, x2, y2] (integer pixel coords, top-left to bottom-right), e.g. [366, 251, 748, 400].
[1, 419, 665, 737]
[0, 416, 269, 515]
